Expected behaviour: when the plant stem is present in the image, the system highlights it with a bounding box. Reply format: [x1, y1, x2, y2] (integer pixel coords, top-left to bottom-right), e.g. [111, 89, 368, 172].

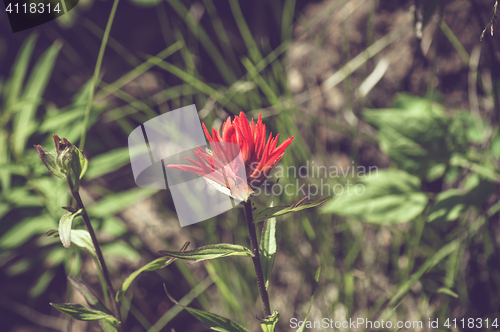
[72, 191, 120, 321]
[243, 198, 272, 317]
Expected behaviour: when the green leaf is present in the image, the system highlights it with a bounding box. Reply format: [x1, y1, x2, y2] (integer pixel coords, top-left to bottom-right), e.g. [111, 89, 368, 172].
[260, 204, 276, 290]
[5, 34, 37, 109]
[47, 229, 96, 256]
[58, 209, 83, 248]
[436, 287, 459, 298]
[254, 196, 331, 223]
[13, 40, 62, 157]
[491, 130, 500, 158]
[46, 229, 59, 237]
[0, 215, 54, 249]
[428, 190, 466, 222]
[116, 242, 190, 303]
[29, 269, 56, 298]
[68, 275, 111, 314]
[0, 131, 12, 192]
[159, 243, 253, 263]
[76, 148, 88, 180]
[456, 112, 488, 144]
[102, 242, 141, 263]
[164, 286, 250, 332]
[321, 169, 428, 224]
[428, 175, 497, 222]
[50, 303, 119, 325]
[363, 95, 467, 181]
[3, 187, 44, 207]
[297, 267, 321, 332]
[389, 240, 459, 307]
[71, 230, 96, 256]
[39, 108, 84, 133]
[260, 311, 279, 332]
[88, 188, 158, 217]
[100, 319, 119, 332]
[463, 174, 497, 205]
[84, 148, 131, 180]
[128, 0, 162, 7]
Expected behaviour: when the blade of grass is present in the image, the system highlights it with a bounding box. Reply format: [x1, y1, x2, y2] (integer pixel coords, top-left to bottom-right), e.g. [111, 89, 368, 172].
[150, 56, 239, 112]
[166, 0, 236, 84]
[4, 34, 37, 111]
[80, 0, 121, 150]
[94, 41, 182, 102]
[388, 240, 459, 308]
[202, 0, 241, 75]
[13, 40, 62, 158]
[281, 0, 297, 42]
[228, 0, 262, 63]
[147, 276, 214, 332]
[296, 23, 410, 105]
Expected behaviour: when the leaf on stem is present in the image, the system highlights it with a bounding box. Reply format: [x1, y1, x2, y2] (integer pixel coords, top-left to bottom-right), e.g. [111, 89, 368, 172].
[58, 208, 83, 248]
[50, 303, 119, 326]
[67, 275, 111, 314]
[159, 243, 253, 263]
[253, 196, 331, 223]
[115, 242, 190, 303]
[259, 205, 276, 290]
[48, 229, 96, 256]
[164, 285, 250, 332]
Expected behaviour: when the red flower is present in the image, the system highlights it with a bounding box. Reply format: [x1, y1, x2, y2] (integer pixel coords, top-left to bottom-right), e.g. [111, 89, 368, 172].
[167, 112, 293, 201]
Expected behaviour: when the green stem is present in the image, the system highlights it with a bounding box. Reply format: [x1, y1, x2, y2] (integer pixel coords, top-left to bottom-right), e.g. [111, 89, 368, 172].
[243, 198, 272, 317]
[71, 191, 120, 324]
[80, 0, 120, 150]
[95, 257, 111, 310]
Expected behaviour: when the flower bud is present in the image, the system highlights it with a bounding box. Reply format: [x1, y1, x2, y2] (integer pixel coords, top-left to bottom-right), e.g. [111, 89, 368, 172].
[34, 135, 88, 192]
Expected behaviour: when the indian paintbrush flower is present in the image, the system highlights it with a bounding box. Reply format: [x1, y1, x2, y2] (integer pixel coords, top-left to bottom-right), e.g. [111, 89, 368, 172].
[35, 135, 88, 192]
[167, 112, 293, 201]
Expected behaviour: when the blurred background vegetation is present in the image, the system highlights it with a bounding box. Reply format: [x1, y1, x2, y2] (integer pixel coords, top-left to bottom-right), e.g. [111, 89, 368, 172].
[1, 0, 500, 331]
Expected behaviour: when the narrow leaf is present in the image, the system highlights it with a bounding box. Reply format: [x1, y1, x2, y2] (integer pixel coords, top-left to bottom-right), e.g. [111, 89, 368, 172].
[260, 203, 277, 290]
[58, 209, 82, 248]
[46, 229, 59, 237]
[436, 287, 459, 298]
[84, 148, 131, 180]
[13, 41, 62, 157]
[159, 244, 253, 263]
[389, 240, 459, 307]
[164, 286, 250, 332]
[297, 267, 321, 332]
[260, 311, 279, 332]
[254, 196, 331, 223]
[100, 319, 119, 332]
[50, 303, 118, 325]
[6, 34, 37, 109]
[67, 275, 110, 314]
[115, 242, 190, 303]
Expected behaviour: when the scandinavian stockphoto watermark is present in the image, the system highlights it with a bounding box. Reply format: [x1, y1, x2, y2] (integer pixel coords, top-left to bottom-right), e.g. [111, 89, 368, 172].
[290, 316, 500, 330]
[250, 161, 378, 199]
[290, 317, 424, 330]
